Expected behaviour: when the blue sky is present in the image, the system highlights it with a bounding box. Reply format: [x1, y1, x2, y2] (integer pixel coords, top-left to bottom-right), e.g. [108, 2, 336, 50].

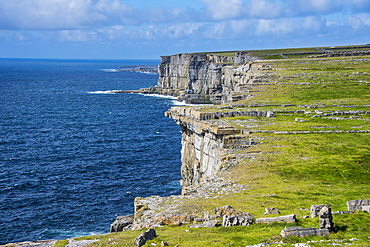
[0, 0, 369, 59]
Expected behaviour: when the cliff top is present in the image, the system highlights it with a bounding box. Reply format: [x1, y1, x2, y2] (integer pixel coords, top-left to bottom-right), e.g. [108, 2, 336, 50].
[173, 43, 370, 60]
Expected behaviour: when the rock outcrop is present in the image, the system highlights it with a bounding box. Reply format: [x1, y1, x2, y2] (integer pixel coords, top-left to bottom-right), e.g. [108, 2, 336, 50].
[110, 215, 134, 232]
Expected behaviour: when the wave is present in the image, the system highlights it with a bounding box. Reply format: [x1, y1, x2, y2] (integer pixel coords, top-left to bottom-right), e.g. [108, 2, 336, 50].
[42, 229, 104, 239]
[140, 93, 177, 100]
[140, 93, 196, 105]
[100, 69, 119, 72]
[172, 100, 191, 106]
[88, 90, 121, 94]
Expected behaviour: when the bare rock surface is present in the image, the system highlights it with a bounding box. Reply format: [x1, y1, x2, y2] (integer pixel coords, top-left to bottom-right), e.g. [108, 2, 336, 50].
[1, 240, 57, 247]
[2, 239, 99, 247]
[66, 239, 99, 247]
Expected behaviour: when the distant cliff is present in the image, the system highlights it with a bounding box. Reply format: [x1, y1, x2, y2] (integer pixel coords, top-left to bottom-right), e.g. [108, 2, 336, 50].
[146, 52, 266, 104]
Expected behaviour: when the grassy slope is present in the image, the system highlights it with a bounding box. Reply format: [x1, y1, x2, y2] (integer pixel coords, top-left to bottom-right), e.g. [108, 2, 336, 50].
[62, 50, 370, 247]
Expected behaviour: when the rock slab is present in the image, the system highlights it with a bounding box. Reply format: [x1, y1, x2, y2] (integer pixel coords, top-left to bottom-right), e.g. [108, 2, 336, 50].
[347, 199, 370, 212]
[280, 226, 330, 238]
[256, 214, 297, 224]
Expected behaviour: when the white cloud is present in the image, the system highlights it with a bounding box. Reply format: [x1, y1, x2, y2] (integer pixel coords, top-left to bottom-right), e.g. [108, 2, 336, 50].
[247, 0, 284, 18]
[302, 16, 327, 31]
[0, 0, 108, 30]
[256, 18, 299, 35]
[348, 13, 370, 29]
[201, 0, 243, 20]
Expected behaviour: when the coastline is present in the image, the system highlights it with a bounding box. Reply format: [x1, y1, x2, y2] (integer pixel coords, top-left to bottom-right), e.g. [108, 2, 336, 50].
[4, 45, 370, 246]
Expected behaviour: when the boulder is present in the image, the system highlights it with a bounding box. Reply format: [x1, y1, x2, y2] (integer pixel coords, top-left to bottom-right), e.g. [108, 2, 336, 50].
[310, 204, 329, 218]
[256, 214, 297, 224]
[135, 228, 157, 247]
[319, 205, 334, 231]
[347, 199, 370, 212]
[223, 215, 254, 227]
[280, 226, 330, 238]
[110, 215, 134, 232]
[264, 207, 280, 214]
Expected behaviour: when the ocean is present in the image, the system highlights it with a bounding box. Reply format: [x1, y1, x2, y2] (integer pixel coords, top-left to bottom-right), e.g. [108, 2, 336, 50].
[0, 59, 182, 244]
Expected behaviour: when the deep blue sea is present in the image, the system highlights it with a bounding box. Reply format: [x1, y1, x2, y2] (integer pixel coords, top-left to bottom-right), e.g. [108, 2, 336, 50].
[0, 59, 182, 244]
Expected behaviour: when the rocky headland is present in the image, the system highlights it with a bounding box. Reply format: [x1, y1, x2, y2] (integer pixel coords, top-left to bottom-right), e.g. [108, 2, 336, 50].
[108, 45, 370, 246]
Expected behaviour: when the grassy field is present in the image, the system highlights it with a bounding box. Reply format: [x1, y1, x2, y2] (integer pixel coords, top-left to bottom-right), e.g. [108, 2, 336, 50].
[53, 50, 369, 247]
[206, 44, 370, 60]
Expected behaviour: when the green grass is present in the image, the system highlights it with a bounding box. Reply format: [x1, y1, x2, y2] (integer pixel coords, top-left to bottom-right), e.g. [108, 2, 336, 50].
[53, 240, 69, 247]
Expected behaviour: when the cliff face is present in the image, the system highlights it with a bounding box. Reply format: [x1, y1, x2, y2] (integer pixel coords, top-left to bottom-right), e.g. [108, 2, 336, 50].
[157, 53, 264, 104]
[157, 53, 275, 194]
[127, 53, 276, 228]
[165, 106, 273, 195]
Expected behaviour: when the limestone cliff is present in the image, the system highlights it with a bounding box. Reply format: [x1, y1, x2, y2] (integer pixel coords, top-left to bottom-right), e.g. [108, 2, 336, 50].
[158, 53, 275, 194]
[115, 53, 277, 230]
[154, 52, 266, 104]
[165, 106, 273, 195]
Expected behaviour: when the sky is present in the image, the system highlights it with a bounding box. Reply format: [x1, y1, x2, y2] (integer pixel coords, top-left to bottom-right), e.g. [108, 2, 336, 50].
[0, 0, 369, 59]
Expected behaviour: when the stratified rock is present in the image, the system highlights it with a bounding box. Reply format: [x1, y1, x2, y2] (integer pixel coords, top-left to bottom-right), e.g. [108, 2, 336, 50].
[110, 215, 134, 232]
[347, 199, 370, 212]
[222, 215, 254, 227]
[310, 204, 329, 218]
[256, 214, 297, 224]
[264, 207, 280, 215]
[319, 205, 334, 231]
[135, 228, 156, 247]
[280, 226, 330, 238]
